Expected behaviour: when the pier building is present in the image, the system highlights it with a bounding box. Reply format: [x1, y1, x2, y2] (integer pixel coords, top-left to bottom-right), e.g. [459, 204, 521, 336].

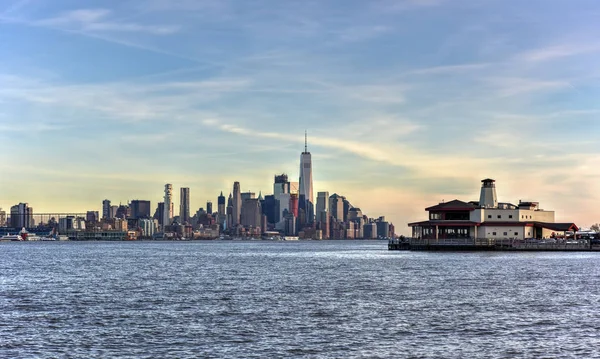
[409, 179, 578, 241]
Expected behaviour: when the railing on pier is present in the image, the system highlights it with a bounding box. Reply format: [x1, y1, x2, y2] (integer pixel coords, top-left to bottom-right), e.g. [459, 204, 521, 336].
[389, 238, 593, 251]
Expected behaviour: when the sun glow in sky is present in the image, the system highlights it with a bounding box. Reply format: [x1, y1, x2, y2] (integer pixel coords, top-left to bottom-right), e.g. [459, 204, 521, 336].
[1, 0, 599, 232]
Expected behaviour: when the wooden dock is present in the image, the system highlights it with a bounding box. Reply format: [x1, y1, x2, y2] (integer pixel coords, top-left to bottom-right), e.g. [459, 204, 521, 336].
[389, 238, 600, 252]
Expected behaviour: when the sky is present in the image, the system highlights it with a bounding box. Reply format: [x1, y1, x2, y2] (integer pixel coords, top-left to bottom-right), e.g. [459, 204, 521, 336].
[1, 0, 599, 233]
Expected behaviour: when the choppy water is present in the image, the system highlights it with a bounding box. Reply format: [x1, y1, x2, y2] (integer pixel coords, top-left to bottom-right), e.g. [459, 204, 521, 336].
[2, 240, 600, 358]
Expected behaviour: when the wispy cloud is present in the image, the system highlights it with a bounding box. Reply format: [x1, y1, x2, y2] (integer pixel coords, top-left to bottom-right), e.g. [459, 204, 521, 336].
[518, 43, 600, 62]
[36, 8, 180, 35]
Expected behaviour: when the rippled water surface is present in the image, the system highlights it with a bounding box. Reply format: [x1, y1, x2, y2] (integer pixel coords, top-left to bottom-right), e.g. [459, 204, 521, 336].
[2, 240, 600, 358]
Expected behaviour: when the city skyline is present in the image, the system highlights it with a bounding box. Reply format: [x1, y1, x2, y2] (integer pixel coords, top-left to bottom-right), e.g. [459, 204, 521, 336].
[1, 0, 599, 229]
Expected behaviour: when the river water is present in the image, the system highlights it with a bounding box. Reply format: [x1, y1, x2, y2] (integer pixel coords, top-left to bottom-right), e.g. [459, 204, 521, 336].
[1, 240, 600, 358]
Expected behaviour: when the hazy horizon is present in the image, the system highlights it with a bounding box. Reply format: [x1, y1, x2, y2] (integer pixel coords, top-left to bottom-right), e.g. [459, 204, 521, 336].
[1, 0, 599, 233]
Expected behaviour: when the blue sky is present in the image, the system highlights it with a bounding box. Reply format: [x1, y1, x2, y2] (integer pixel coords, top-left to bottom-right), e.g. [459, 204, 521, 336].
[1, 0, 599, 232]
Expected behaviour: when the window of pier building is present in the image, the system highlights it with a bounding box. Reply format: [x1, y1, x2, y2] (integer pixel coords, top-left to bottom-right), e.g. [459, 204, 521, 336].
[445, 212, 470, 221]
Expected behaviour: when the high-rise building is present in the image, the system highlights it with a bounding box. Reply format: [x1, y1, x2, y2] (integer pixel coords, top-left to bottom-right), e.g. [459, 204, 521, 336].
[154, 202, 165, 226]
[241, 192, 256, 201]
[218, 192, 226, 216]
[274, 174, 290, 198]
[232, 182, 241, 226]
[263, 195, 279, 224]
[0, 208, 6, 227]
[206, 201, 213, 215]
[130, 200, 151, 219]
[241, 198, 262, 229]
[227, 193, 233, 229]
[86, 211, 99, 222]
[163, 184, 173, 228]
[10, 203, 33, 228]
[316, 192, 329, 216]
[102, 199, 111, 219]
[180, 187, 190, 224]
[329, 194, 344, 221]
[299, 131, 314, 223]
[110, 205, 119, 219]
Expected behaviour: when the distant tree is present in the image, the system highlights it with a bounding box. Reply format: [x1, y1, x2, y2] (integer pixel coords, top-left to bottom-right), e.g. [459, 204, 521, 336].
[591, 223, 600, 232]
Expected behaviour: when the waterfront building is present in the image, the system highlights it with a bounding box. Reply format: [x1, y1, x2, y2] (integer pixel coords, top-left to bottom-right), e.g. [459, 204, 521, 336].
[0, 208, 6, 227]
[180, 187, 190, 224]
[364, 222, 378, 239]
[102, 199, 111, 219]
[163, 184, 174, 228]
[130, 200, 151, 219]
[290, 193, 299, 217]
[139, 218, 158, 238]
[408, 178, 579, 240]
[218, 192, 226, 216]
[207, 201, 213, 215]
[299, 132, 314, 222]
[329, 194, 344, 221]
[233, 182, 242, 226]
[317, 211, 329, 239]
[10, 203, 33, 229]
[284, 212, 296, 236]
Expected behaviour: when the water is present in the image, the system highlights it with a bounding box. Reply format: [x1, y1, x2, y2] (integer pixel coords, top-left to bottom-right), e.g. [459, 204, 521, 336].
[2, 240, 600, 358]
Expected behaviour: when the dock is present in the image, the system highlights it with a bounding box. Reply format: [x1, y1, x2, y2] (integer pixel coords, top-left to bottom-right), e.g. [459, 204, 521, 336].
[389, 238, 600, 252]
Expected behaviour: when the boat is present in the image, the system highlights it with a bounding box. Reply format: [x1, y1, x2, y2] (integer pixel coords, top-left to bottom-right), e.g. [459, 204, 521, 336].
[1, 234, 23, 241]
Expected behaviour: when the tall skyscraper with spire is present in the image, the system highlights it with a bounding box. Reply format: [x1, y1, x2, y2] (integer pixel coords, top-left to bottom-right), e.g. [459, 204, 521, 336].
[299, 131, 314, 223]
[232, 181, 242, 226]
[163, 184, 173, 228]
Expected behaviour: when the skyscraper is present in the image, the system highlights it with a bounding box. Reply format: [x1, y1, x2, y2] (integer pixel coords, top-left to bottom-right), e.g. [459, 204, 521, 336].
[299, 131, 314, 223]
[102, 199, 111, 219]
[10, 203, 33, 228]
[130, 200, 151, 219]
[241, 198, 262, 229]
[206, 201, 213, 214]
[154, 202, 165, 226]
[274, 174, 290, 198]
[226, 193, 233, 229]
[329, 194, 344, 221]
[232, 182, 241, 226]
[163, 184, 173, 228]
[316, 192, 329, 216]
[218, 192, 226, 216]
[180, 187, 190, 224]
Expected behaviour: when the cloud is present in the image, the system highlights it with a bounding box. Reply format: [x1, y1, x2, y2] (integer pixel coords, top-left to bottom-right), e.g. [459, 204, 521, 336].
[36, 8, 180, 35]
[518, 43, 600, 62]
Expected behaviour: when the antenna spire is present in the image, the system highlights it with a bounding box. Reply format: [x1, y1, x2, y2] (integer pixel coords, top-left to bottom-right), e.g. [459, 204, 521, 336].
[304, 130, 307, 152]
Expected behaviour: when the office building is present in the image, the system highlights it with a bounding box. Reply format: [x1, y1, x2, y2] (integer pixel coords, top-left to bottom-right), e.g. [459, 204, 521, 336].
[207, 201, 213, 214]
[241, 198, 262, 229]
[102, 199, 111, 219]
[130, 200, 151, 219]
[180, 187, 190, 224]
[218, 192, 226, 216]
[163, 184, 173, 228]
[86, 211, 99, 223]
[329, 194, 344, 221]
[10, 203, 33, 228]
[299, 131, 314, 222]
[274, 174, 290, 198]
[0, 208, 6, 227]
[316, 192, 329, 217]
[233, 182, 241, 226]
[241, 192, 256, 201]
